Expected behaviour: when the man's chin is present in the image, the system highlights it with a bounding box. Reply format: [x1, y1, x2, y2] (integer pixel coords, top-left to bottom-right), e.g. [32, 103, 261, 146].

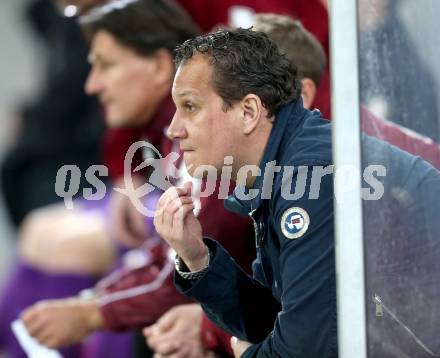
[105, 115, 142, 129]
[183, 152, 196, 174]
[183, 154, 222, 181]
[105, 115, 126, 128]
[183, 152, 207, 178]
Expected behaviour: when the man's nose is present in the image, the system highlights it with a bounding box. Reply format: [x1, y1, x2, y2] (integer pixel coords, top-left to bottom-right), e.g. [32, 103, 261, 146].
[84, 68, 101, 95]
[167, 112, 187, 140]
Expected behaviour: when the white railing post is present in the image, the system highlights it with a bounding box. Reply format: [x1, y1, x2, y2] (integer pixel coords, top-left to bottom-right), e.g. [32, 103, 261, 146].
[330, 1, 367, 357]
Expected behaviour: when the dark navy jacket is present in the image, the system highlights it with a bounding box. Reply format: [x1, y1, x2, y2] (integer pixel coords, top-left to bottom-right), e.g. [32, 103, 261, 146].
[174, 99, 440, 357]
[175, 100, 338, 357]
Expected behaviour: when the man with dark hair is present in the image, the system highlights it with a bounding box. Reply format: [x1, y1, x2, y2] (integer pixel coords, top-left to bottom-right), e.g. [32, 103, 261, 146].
[144, 16, 329, 358]
[154, 28, 337, 357]
[154, 26, 440, 358]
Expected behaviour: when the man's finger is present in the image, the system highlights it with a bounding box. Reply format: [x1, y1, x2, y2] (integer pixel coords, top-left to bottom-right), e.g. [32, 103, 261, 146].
[156, 341, 192, 358]
[162, 197, 194, 235]
[33, 326, 53, 347]
[22, 310, 46, 337]
[21, 306, 37, 325]
[156, 308, 179, 333]
[231, 336, 241, 358]
[146, 330, 181, 351]
[160, 200, 175, 235]
[172, 203, 195, 232]
[46, 336, 62, 349]
[145, 332, 158, 349]
[143, 325, 154, 337]
[230, 337, 252, 358]
[160, 186, 191, 207]
[154, 339, 180, 355]
[151, 342, 192, 358]
[156, 188, 180, 227]
[168, 196, 194, 217]
[155, 185, 192, 223]
[182, 181, 192, 196]
[173, 342, 194, 358]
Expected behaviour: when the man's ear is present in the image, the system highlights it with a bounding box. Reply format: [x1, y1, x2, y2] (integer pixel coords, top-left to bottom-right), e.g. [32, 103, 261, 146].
[241, 94, 263, 135]
[300, 78, 317, 110]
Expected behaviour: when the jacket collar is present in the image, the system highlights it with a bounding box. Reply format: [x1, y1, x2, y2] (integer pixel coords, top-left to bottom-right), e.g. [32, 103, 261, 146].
[225, 99, 305, 215]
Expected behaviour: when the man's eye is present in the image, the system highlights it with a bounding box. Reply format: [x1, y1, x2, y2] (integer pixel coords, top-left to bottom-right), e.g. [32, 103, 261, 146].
[184, 102, 195, 112]
[98, 61, 114, 71]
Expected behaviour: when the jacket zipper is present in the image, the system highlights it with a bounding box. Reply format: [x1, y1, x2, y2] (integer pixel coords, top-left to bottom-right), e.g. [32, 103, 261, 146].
[249, 208, 261, 248]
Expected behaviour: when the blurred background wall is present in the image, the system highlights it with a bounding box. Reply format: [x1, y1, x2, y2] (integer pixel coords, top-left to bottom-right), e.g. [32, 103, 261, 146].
[0, 0, 45, 281]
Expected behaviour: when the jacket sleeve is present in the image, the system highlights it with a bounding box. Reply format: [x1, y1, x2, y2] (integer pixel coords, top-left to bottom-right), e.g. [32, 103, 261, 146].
[97, 263, 191, 331]
[174, 238, 281, 343]
[175, 169, 337, 357]
[96, 243, 191, 331]
[242, 170, 337, 358]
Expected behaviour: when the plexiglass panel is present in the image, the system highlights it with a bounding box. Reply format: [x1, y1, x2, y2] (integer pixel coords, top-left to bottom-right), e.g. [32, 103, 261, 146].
[358, 1, 440, 356]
